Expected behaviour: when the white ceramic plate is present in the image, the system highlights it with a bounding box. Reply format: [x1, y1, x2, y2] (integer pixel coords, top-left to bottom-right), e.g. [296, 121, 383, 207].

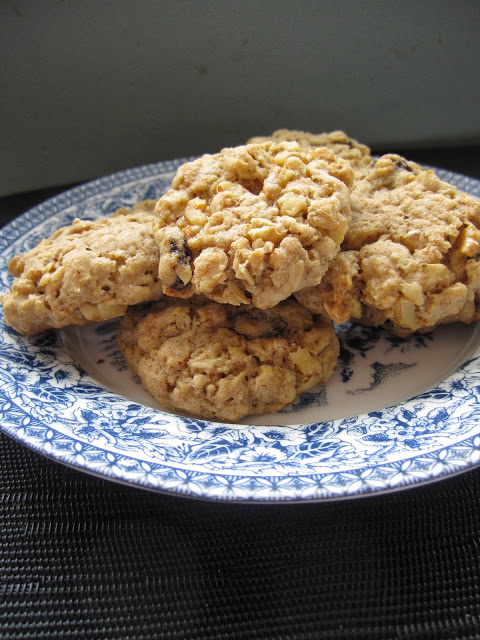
[1, 158, 480, 502]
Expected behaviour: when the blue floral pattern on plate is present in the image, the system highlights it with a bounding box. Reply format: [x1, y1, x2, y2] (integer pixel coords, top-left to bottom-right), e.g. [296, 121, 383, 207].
[1, 160, 480, 502]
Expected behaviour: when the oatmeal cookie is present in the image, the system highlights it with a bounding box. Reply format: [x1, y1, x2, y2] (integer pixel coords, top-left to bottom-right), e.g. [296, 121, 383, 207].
[118, 297, 339, 422]
[2, 200, 163, 335]
[295, 154, 480, 335]
[248, 129, 372, 176]
[154, 141, 353, 310]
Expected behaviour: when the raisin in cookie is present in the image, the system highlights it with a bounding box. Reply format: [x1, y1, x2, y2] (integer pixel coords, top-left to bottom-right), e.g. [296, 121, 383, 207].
[2, 200, 163, 335]
[118, 297, 339, 422]
[154, 141, 353, 310]
[295, 154, 480, 335]
[248, 129, 372, 176]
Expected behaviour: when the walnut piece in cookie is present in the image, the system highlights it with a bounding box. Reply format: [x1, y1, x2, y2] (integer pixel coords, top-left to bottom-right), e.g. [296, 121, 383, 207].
[117, 297, 339, 422]
[248, 129, 372, 176]
[1, 200, 163, 335]
[295, 154, 480, 335]
[154, 141, 353, 310]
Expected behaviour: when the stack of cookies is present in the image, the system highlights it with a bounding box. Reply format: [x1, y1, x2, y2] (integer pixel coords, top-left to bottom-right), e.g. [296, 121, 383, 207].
[3, 131, 480, 421]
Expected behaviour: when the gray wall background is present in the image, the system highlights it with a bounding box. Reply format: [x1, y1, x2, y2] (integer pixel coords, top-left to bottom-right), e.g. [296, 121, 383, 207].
[1, 0, 479, 196]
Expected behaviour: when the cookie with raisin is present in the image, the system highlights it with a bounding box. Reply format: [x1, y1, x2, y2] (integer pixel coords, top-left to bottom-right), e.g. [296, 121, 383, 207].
[117, 297, 339, 422]
[248, 129, 372, 176]
[2, 200, 163, 335]
[153, 141, 353, 310]
[295, 154, 480, 335]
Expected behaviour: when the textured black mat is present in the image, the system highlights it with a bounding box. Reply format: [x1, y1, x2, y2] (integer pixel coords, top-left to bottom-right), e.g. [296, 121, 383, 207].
[2, 431, 480, 639]
[2, 147, 480, 639]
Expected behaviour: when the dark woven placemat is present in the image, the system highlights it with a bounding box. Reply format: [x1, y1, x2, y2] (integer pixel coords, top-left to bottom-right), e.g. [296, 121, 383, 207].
[1, 431, 480, 640]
